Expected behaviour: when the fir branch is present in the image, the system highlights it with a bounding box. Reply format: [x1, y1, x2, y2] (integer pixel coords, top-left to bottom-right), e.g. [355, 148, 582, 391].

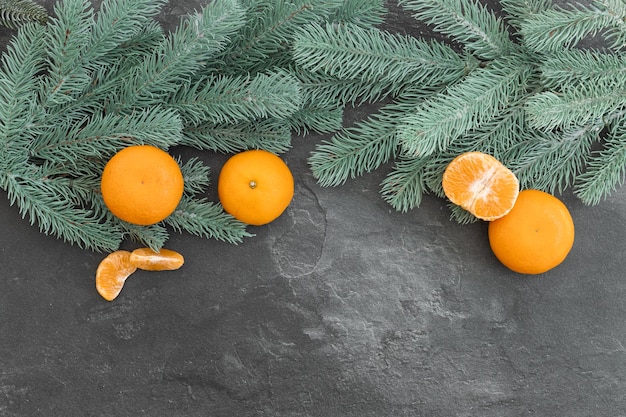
[31, 0, 167, 115]
[180, 157, 211, 196]
[166, 196, 252, 244]
[505, 124, 599, 195]
[600, 0, 626, 49]
[309, 122, 399, 188]
[108, 19, 165, 60]
[380, 156, 431, 212]
[525, 83, 626, 131]
[520, 0, 626, 52]
[0, 0, 47, 29]
[329, 0, 386, 27]
[397, 56, 533, 157]
[181, 119, 292, 154]
[2, 171, 122, 252]
[309, 88, 438, 187]
[284, 67, 352, 132]
[170, 70, 301, 126]
[31, 107, 184, 164]
[540, 49, 626, 89]
[500, 0, 551, 29]
[121, 221, 170, 252]
[282, 65, 348, 133]
[293, 22, 471, 95]
[0, 22, 46, 152]
[286, 103, 343, 135]
[218, 0, 344, 73]
[293, 68, 391, 108]
[454, 100, 532, 161]
[40, 164, 102, 203]
[291, 25, 474, 133]
[83, 0, 167, 67]
[399, 0, 514, 60]
[44, 21, 167, 121]
[114, 0, 246, 112]
[298, 0, 626, 212]
[421, 152, 455, 199]
[575, 116, 626, 205]
[42, 0, 94, 107]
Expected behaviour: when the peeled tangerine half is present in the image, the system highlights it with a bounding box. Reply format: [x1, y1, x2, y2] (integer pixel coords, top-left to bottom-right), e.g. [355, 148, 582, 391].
[442, 151, 519, 221]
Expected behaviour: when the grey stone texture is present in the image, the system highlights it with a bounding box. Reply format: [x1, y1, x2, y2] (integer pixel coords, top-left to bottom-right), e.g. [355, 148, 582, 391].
[1, 1, 625, 416]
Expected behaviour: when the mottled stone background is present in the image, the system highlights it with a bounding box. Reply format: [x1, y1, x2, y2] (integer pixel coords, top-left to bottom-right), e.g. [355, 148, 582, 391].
[2, 1, 625, 416]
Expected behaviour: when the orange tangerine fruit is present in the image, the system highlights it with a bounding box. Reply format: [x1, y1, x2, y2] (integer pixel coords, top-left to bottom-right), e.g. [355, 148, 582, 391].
[218, 149, 294, 226]
[129, 248, 185, 271]
[488, 189, 575, 274]
[96, 250, 137, 301]
[442, 151, 519, 221]
[101, 145, 184, 225]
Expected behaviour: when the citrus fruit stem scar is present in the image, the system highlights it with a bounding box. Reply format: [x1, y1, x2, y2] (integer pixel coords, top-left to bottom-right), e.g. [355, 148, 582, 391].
[249, 180, 257, 189]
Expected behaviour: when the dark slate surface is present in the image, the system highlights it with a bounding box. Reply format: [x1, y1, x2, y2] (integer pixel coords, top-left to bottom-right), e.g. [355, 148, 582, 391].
[2, 1, 626, 416]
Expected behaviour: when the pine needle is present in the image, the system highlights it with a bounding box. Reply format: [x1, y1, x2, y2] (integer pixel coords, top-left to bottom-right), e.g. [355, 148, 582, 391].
[399, 0, 514, 59]
[0, 0, 47, 29]
[575, 117, 626, 205]
[309, 88, 439, 187]
[181, 119, 293, 154]
[330, 0, 386, 27]
[397, 56, 532, 157]
[301, 0, 626, 215]
[293, 22, 470, 91]
[540, 49, 626, 89]
[525, 82, 626, 131]
[520, 0, 626, 51]
[3, 171, 123, 252]
[166, 197, 253, 244]
[170, 70, 302, 126]
[380, 156, 431, 212]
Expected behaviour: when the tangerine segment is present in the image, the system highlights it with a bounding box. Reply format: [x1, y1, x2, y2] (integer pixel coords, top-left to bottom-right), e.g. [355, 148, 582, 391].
[488, 189, 575, 274]
[442, 151, 519, 221]
[96, 251, 137, 301]
[218, 150, 294, 226]
[101, 145, 184, 226]
[129, 248, 185, 271]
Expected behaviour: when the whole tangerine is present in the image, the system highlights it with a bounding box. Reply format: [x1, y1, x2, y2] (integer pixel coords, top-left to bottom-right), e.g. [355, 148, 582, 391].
[218, 149, 294, 226]
[488, 189, 575, 274]
[101, 145, 184, 225]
